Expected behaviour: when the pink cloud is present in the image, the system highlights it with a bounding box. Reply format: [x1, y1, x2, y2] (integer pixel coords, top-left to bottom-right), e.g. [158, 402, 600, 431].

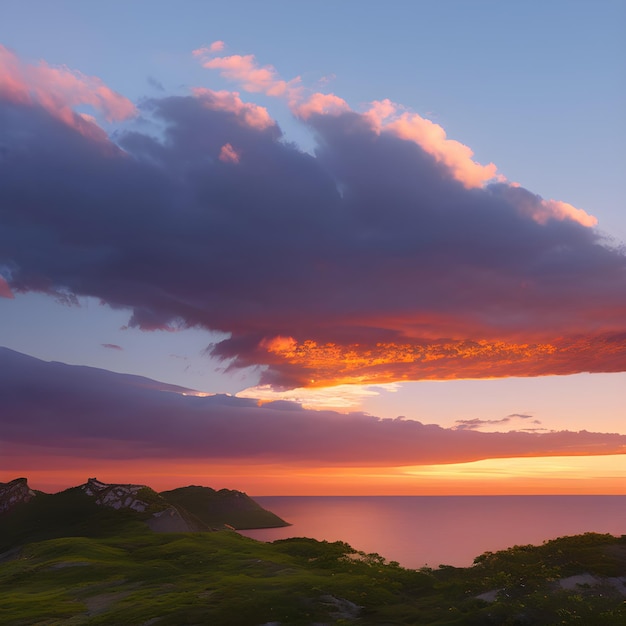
[502, 185, 597, 228]
[192, 41, 225, 58]
[0, 45, 135, 133]
[193, 43, 597, 229]
[209, 40, 225, 53]
[219, 142, 240, 163]
[204, 54, 294, 97]
[192, 47, 210, 58]
[197, 48, 498, 189]
[0, 275, 14, 299]
[1, 46, 619, 389]
[293, 92, 351, 120]
[191, 88, 274, 130]
[536, 199, 597, 228]
[365, 99, 499, 188]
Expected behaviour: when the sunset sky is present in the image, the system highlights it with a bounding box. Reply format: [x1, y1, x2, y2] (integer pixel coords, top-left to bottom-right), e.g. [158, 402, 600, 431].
[1, 1, 625, 495]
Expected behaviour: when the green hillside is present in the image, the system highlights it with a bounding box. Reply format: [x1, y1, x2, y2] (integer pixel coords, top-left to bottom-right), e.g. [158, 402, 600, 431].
[1, 529, 625, 625]
[1, 481, 624, 624]
[160, 485, 289, 529]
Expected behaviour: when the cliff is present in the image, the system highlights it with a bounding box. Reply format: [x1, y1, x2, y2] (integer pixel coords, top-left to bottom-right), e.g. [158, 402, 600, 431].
[0, 478, 36, 514]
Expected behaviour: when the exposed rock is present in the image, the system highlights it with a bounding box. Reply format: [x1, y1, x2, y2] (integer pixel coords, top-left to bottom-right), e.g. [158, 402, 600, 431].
[146, 506, 206, 533]
[80, 478, 208, 533]
[79, 477, 155, 513]
[558, 573, 626, 596]
[319, 594, 362, 620]
[475, 589, 501, 603]
[0, 478, 36, 514]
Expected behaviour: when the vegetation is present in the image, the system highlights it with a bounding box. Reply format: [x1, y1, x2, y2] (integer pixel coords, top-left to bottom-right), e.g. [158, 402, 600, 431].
[1, 522, 625, 625]
[1, 486, 624, 624]
[159, 485, 289, 529]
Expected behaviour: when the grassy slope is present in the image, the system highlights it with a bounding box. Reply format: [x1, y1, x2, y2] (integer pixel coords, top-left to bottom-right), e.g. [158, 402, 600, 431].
[1, 530, 625, 625]
[159, 486, 289, 529]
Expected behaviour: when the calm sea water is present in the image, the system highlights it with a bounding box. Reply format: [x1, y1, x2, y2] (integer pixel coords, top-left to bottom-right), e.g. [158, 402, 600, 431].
[239, 496, 626, 569]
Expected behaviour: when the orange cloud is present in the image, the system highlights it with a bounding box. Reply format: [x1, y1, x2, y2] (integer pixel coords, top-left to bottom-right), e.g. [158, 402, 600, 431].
[258, 334, 626, 387]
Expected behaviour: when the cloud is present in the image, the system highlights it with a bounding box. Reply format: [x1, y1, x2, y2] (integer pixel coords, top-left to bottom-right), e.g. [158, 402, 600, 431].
[201, 53, 299, 98]
[218, 142, 240, 164]
[191, 87, 274, 129]
[454, 414, 538, 432]
[0, 44, 135, 135]
[147, 76, 165, 92]
[0, 47, 625, 388]
[0, 275, 14, 298]
[101, 343, 123, 351]
[2, 348, 625, 468]
[237, 382, 400, 411]
[192, 41, 225, 58]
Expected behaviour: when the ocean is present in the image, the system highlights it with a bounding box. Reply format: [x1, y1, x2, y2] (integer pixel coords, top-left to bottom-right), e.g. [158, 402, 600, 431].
[239, 495, 626, 569]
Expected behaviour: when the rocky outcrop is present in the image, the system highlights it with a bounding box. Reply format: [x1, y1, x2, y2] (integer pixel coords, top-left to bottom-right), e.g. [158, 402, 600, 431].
[79, 478, 208, 532]
[0, 478, 36, 514]
[146, 506, 208, 533]
[79, 478, 157, 513]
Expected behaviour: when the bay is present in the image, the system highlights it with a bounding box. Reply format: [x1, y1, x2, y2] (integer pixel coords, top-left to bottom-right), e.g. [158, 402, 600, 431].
[239, 495, 626, 569]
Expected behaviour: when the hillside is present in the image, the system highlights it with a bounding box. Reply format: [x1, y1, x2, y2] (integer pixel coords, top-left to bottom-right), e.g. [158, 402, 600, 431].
[160, 485, 289, 529]
[0, 478, 288, 552]
[2, 478, 625, 624]
[0, 529, 625, 624]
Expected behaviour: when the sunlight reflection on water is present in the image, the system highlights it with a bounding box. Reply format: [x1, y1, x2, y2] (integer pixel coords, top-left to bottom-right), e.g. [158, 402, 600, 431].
[239, 496, 626, 568]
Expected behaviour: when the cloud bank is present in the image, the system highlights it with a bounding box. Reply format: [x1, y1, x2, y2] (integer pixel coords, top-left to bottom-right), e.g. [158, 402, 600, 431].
[1, 45, 625, 388]
[2, 348, 625, 469]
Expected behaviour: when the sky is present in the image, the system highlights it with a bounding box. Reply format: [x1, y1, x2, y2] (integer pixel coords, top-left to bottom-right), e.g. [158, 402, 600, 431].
[1, 0, 625, 495]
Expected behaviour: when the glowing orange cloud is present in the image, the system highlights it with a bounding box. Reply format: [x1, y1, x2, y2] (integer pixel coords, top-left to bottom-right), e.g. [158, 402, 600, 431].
[259, 334, 626, 387]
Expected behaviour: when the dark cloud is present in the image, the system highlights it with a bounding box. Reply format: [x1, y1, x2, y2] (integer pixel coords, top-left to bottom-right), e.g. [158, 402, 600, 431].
[1, 71, 625, 387]
[1, 348, 625, 466]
